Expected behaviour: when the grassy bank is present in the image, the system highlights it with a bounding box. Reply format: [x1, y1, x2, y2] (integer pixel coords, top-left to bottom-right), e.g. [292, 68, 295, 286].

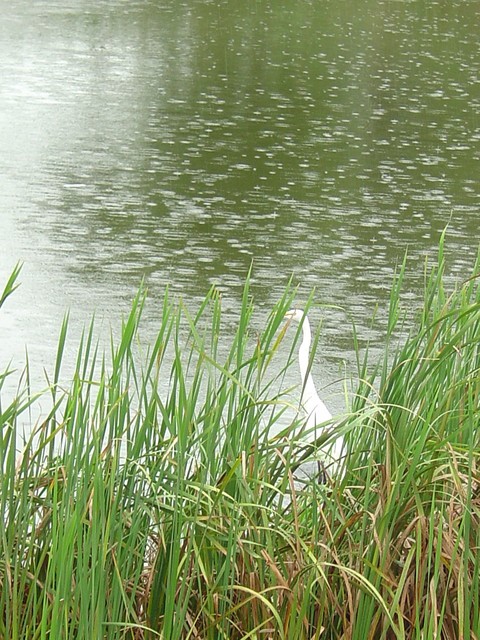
[1, 237, 479, 639]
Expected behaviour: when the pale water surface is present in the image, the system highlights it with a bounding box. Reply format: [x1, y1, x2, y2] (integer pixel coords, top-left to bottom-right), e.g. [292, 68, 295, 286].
[0, 0, 479, 405]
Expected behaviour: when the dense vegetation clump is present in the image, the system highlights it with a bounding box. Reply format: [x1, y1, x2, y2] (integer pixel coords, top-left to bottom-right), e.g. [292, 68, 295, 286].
[1, 237, 479, 639]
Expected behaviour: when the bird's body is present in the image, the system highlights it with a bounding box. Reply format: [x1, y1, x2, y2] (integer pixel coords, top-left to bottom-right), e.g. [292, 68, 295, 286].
[285, 309, 343, 471]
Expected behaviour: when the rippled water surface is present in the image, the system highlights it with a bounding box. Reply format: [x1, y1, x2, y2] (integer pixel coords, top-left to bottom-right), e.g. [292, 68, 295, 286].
[1, 0, 479, 398]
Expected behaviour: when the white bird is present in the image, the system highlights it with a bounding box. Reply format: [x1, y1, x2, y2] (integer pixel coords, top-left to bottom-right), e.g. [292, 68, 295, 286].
[285, 309, 343, 472]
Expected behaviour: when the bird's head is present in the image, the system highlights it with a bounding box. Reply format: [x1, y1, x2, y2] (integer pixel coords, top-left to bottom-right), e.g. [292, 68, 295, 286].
[284, 309, 305, 324]
[284, 309, 312, 343]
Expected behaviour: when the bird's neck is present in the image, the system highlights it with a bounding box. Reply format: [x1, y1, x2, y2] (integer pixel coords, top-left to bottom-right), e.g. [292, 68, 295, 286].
[299, 319, 312, 382]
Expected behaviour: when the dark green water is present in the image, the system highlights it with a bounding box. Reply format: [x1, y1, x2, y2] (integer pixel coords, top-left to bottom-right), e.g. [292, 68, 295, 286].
[1, 0, 479, 396]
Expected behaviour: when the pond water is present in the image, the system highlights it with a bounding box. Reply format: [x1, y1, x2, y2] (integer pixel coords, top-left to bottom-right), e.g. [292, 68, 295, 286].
[0, 0, 479, 405]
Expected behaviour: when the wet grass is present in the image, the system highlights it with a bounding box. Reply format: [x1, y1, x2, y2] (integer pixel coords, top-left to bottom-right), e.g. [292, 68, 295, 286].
[1, 235, 480, 639]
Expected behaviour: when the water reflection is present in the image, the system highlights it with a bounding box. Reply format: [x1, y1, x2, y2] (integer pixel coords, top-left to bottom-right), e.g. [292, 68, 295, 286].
[0, 0, 479, 396]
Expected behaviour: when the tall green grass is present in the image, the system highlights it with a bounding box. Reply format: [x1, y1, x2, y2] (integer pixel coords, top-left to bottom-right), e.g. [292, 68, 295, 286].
[1, 236, 479, 639]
